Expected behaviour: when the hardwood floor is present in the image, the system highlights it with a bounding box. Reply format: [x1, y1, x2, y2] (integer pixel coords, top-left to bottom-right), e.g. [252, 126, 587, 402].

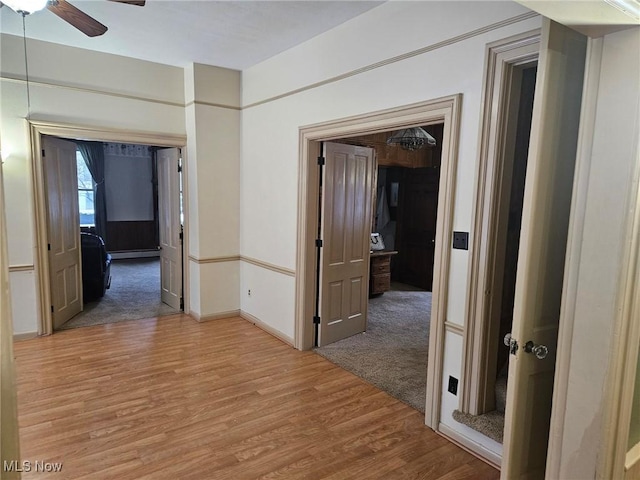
[13, 315, 498, 479]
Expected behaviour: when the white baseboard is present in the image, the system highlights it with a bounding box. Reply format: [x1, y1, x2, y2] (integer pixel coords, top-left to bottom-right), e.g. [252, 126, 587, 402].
[187, 309, 293, 347]
[190, 310, 241, 322]
[13, 332, 38, 341]
[110, 251, 160, 260]
[240, 310, 294, 346]
[438, 423, 501, 469]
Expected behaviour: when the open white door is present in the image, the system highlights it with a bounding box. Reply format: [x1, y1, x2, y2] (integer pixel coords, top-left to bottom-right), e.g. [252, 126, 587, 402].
[157, 147, 182, 310]
[501, 19, 587, 479]
[319, 142, 376, 346]
[43, 136, 83, 329]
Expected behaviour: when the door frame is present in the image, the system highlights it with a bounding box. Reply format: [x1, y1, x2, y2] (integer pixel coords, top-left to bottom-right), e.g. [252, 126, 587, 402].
[462, 30, 540, 416]
[295, 94, 462, 428]
[29, 120, 188, 336]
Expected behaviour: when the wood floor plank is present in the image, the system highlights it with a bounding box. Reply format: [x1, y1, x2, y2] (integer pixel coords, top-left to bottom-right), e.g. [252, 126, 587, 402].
[13, 315, 498, 479]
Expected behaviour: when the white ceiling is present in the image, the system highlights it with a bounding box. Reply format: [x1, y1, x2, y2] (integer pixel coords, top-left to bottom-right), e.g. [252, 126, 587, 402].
[0, 0, 385, 70]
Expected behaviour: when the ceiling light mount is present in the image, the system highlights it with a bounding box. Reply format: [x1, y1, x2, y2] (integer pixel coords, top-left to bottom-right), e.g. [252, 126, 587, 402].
[386, 127, 436, 151]
[2, 0, 49, 15]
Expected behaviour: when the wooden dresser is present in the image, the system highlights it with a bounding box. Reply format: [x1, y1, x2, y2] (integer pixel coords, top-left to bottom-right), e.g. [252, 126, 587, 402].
[369, 250, 398, 296]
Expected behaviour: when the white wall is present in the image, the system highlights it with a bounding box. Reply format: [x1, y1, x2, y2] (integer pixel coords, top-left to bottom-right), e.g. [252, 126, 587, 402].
[555, 27, 640, 478]
[184, 63, 241, 319]
[0, 34, 185, 334]
[240, 0, 540, 452]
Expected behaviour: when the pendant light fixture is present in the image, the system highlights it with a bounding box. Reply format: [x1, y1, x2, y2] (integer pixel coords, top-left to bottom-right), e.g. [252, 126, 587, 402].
[386, 127, 436, 151]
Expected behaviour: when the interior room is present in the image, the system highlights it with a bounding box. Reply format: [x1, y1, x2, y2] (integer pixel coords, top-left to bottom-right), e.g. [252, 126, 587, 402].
[1, 1, 638, 479]
[59, 141, 183, 330]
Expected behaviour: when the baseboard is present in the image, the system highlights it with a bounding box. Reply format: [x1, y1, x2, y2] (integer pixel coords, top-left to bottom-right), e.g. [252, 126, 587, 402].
[240, 310, 294, 347]
[438, 422, 502, 469]
[109, 251, 160, 260]
[626, 441, 640, 471]
[190, 310, 241, 322]
[13, 332, 38, 341]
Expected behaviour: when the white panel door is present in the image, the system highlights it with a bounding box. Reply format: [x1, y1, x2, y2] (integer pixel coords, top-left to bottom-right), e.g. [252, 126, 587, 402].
[43, 136, 83, 329]
[501, 19, 587, 480]
[157, 147, 182, 310]
[319, 142, 376, 346]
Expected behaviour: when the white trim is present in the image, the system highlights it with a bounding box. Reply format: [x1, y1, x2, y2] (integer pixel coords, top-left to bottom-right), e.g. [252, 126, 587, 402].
[241, 310, 294, 346]
[445, 321, 465, 336]
[546, 36, 604, 479]
[295, 95, 462, 431]
[8, 264, 35, 272]
[28, 120, 189, 336]
[190, 310, 241, 322]
[438, 423, 502, 469]
[13, 332, 38, 341]
[189, 255, 241, 264]
[240, 256, 295, 277]
[0, 75, 185, 108]
[109, 251, 160, 260]
[598, 59, 640, 480]
[244, 12, 539, 109]
[462, 29, 540, 417]
[626, 443, 640, 472]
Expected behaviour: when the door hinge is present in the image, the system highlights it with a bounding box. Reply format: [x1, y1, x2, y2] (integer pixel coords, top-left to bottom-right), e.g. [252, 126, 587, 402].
[51, 305, 54, 313]
[178, 164, 182, 173]
[179, 231, 183, 241]
[313, 315, 321, 325]
[48, 243, 51, 251]
[317, 156, 325, 166]
[42, 149, 45, 157]
[315, 238, 323, 248]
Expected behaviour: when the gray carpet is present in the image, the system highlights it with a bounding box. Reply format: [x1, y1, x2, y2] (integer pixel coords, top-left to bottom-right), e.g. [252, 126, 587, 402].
[452, 365, 507, 443]
[452, 410, 504, 443]
[58, 258, 180, 330]
[314, 289, 431, 412]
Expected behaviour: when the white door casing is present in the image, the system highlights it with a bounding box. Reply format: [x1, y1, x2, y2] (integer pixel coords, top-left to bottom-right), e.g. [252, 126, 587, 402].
[157, 147, 182, 310]
[501, 19, 587, 480]
[43, 136, 83, 329]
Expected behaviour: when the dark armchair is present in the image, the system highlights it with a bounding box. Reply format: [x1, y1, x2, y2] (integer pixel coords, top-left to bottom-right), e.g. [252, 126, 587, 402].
[81, 232, 112, 301]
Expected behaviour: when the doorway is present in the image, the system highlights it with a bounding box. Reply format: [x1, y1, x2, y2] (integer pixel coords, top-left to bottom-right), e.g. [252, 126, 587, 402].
[313, 124, 443, 412]
[47, 140, 185, 330]
[295, 95, 462, 428]
[29, 121, 188, 336]
[453, 64, 537, 442]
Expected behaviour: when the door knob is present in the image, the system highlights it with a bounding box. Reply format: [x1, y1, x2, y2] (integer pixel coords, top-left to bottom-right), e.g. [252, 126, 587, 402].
[504, 334, 548, 359]
[523, 340, 549, 360]
[504, 333, 518, 355]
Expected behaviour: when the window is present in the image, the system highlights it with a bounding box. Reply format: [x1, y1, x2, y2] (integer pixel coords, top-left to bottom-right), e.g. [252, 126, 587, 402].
[77, 151, 95, 226]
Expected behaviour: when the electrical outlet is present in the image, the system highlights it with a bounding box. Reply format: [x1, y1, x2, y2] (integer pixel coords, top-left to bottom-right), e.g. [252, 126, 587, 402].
[452, 231, 469, 250]
[448, 376, 459, 395]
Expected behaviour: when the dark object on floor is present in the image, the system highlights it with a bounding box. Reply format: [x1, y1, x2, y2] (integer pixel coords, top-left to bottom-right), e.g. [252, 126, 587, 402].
[81, 232, 111, 301]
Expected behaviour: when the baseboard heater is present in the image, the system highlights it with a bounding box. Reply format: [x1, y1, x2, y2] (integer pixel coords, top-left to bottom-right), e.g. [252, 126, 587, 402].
[109, 250, 161, 260]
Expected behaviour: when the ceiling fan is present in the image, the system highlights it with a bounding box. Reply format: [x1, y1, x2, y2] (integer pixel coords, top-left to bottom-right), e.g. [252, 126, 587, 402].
[0, 0, 145, 37]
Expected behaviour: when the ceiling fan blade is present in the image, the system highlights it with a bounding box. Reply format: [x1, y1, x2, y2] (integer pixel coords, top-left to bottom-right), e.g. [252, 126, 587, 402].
[47, 0, 108, 37]
[108, 0, 145, 5]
